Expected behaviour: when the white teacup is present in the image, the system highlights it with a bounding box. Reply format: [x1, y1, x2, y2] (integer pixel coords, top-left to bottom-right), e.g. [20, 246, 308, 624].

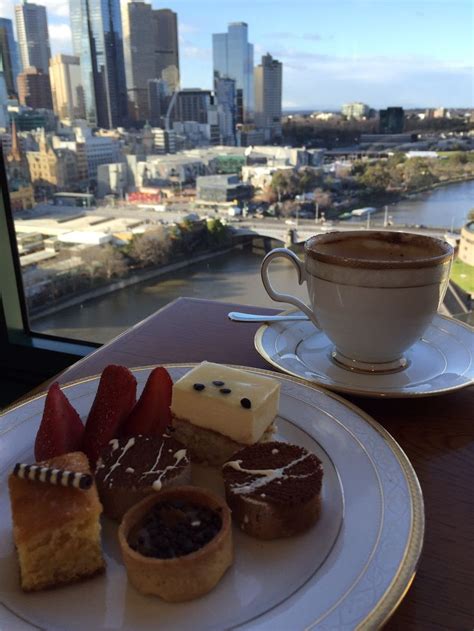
[261, 231, 454, 373]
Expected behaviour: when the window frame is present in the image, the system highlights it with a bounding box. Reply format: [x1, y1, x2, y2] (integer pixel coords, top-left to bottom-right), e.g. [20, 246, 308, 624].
[0, 146, 98, 383]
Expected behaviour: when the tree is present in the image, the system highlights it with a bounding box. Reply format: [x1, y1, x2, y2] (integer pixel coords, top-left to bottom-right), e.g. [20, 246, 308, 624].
[256, 185, 277, 204]
[129, 226, 170, 267]
[468, 208, 474, 221]
[80, 244, 127, 282]
[298, 169, 318, 192]
[357, 163, 391, 192]
[271, 171, 290, 200]
[207, 218, 230, 245]
[313, 188, 333, 210]
[401, 158, 438, 190]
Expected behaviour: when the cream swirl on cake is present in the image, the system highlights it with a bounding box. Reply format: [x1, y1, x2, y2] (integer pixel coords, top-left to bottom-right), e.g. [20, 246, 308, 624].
[95, 434, 191, 521]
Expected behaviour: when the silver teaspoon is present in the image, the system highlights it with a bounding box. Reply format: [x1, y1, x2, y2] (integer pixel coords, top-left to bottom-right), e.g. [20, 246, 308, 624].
[228, 311, 309, 323]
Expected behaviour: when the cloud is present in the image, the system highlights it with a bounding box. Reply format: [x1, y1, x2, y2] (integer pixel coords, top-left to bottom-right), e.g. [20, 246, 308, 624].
[182, 46, 211, 61]
[49, 23, 72, 44]
[302, 33, 322, 41]
[0, 0, 13, 19]
[179, 23, 199, 35]
[263, 32, 294, 39]
[262, 31, 323, 42]
[280, 52, 474, 109]
[48, 23, 73, 55]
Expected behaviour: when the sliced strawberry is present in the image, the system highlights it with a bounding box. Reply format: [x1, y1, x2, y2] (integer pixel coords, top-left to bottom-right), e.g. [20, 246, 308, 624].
[82, 365, 137, 465]
[120, 367, 173, 437]
[34, 382, 84, 461]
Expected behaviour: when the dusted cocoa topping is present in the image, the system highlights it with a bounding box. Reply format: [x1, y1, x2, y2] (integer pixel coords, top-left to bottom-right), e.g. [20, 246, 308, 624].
[128, 500, 222, 559]
[223, 441, 323, 505]
[95, 434, 188, 491]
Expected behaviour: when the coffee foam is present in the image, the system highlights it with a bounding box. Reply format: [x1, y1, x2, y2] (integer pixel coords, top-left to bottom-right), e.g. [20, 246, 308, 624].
[306, 231, 452, 268]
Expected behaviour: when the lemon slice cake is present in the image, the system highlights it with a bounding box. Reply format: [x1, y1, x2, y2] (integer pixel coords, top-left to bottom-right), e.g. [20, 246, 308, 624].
[170, 362, 280, 465]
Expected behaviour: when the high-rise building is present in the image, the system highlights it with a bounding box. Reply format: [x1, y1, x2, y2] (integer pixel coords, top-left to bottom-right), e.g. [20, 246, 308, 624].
[153, 9, 179, 93]
[148, 78, 171, 127]
[69, 0, 128, 128]
[122, 1, 155, 121]
[15, 1, 51, 73]
[17, 66, 53, 109]
[213, 22, 254, 123]
[121, 3, 179, 120]
[151, 127, 176, 154]
[254, 53, 282, 141]
[0, 74, 8, 127]
[0, 18, 22, 96]
[215, 76, 236, 145]
[379, 107, 405, 134]
[342, 102, 370, 120]
[49, 54, 85, 121]
[171, 89, 212, 124]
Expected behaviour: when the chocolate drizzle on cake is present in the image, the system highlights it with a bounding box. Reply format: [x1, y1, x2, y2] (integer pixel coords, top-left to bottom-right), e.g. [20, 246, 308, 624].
[95, 434, 189, 491]
[223, 442, 323, 505]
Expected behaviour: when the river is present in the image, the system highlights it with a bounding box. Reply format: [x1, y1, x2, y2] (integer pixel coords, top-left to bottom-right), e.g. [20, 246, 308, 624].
[33, 180, 473, 344]
[378, 179, 473, 229]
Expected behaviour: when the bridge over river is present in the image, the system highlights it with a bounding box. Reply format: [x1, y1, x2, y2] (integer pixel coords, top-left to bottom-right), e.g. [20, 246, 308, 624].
[233, 219, 459, 247]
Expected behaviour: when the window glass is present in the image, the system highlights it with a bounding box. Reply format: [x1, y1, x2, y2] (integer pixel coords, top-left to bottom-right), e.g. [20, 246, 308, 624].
[1, 0, 472, 344]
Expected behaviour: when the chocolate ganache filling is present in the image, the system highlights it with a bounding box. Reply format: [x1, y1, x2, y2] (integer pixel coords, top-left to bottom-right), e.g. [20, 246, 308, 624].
[129, 500, 222, 559]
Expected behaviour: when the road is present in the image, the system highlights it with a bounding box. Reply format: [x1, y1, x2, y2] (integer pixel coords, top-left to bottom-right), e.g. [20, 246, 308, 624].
[17, 203, 460, 245]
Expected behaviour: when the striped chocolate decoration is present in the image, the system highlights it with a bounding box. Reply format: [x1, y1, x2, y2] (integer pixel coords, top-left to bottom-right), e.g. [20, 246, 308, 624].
[13, 463, 93, 490]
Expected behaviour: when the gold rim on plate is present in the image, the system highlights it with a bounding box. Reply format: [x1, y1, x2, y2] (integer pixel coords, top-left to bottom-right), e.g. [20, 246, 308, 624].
[0, 364, 424, 629]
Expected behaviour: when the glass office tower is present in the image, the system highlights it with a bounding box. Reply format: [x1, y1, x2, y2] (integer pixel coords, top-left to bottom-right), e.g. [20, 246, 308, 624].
[14, 1, 51, 73]
[0, 18, 22, 96]
[153, 9, 180, 93]
[69, 0, 127, 128]
[212, 22, 253, 123]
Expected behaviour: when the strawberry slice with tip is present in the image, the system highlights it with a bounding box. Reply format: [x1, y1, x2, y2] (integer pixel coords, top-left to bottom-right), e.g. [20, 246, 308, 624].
[120, 367, 173, 437]
[34, 382, 84, 461]
[82, 365, 137, 465]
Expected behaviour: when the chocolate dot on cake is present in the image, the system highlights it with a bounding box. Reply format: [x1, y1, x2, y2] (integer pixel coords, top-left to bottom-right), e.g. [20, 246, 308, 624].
[220, 388, 231, 394]
[240, 398, 251, 409]
[222, 441, 323, 540]
[193, 383, 205, 391]
[212, 380, 225, 387]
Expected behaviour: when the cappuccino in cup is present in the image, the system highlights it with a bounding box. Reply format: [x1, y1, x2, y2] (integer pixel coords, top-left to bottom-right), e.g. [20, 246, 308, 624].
[261, 231, 453, 373]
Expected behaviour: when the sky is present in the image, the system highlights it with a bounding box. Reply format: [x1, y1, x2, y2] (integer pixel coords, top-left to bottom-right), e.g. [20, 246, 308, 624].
[2, 0, 473, 110]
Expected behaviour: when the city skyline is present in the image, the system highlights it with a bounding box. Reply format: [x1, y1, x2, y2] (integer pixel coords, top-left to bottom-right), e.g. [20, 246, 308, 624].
[0, 0, 471, 110]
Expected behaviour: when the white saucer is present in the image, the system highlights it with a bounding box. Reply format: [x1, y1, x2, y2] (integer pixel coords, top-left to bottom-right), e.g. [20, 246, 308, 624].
[255, 312, 474, 398]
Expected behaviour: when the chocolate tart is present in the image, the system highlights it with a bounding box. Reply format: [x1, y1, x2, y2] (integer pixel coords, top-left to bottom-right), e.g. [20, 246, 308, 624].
[222, 441, 323, 540]
[118, 486, 233, 602]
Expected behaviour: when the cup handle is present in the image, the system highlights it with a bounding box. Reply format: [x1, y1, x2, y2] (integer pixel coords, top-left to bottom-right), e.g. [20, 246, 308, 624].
[261, 248, 320, 328]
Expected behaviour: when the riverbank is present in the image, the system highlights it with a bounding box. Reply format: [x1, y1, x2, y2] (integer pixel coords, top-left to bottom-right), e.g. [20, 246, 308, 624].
[336, 174, 474, 220]
[30, 243, 246, 320]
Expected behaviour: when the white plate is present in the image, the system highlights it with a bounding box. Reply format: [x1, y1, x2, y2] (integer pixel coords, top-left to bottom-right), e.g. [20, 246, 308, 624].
[255, 313, 474, 398]
[0, 365, 424, 630]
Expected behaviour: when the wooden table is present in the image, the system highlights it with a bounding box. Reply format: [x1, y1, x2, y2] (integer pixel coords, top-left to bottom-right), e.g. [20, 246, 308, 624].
[52, 298, 474, 629]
